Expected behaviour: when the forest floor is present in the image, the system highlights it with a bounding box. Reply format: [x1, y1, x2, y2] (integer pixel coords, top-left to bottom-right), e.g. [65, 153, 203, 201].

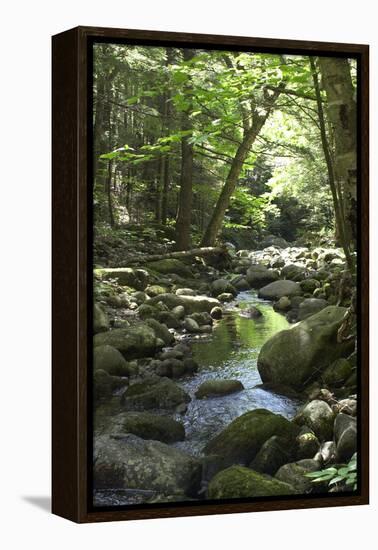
[92, 227, 357, 506]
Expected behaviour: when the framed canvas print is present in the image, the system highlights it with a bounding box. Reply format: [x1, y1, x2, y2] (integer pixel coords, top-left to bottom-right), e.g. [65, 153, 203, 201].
[52, 26, 369, 523]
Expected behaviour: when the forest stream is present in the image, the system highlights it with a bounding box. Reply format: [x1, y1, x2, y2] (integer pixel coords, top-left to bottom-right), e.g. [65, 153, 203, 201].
[174, 291, 302, 456]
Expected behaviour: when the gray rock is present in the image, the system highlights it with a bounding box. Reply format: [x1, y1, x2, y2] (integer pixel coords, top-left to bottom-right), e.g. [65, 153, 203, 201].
[249, 435, 293, 475]
[93, 303, 110, 334]
[111, 412, 185, 443]
[334, 413, 357, 462]
[217, 292, 234, 303]
[147, 259, 193, 278]
[145, 318, 175, 346]
[210, 306, 223, 320]
[298, 298, 328, 320]
[321, 358, 352, 388]
[275, 459, 322, 493]
[184, 317, 200, 333]
[93, 323, 162, 358]
[94, 344, 137, 376]
[211, 279, 236, 297]
[121, 377, 191, 410]
[95, 267, 149, 290]
[258, 280, 302, 300]
[94, 434, 200, 497]
[246, 265, 279, 289]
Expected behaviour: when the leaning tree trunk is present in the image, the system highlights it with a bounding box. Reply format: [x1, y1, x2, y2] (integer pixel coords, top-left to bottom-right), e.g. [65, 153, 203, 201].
[175, 49, 195, 251]
[200, 88, 283, 247]
[318, 57, 357, 248]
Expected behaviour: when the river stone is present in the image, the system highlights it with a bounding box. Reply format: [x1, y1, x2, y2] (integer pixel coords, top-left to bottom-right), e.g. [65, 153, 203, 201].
[207, 466, 296, 499]
[258, 280, 302, 300]
[300, 278, 320, 293]
[93, 369, 127, 402]
[172, 305, 185, 320]
[93, 303, 110, 334]
[294, 400, 335, 441]
[147, 259, 193, 278]
[217, 292, 234, 303]
[334, 413, 357, 462]
[93, 344, 137, 376]
[246, 265, 279, 289]
[195, 379, 244, 399]
[275, 459, 322, 493]
[112, 412, 185, 443]
[121, 377, 191, 410]
[210, 306, 223, 320]
[145, 284, 167, 297]
[94, 434, 201, 497]
[211, 279, 236, 297]
[249, 435, 294, 475]
[204, 409, 299, 465]
[184, 317, 200, 333]
[260, 235, 290, 249]
[298, 298, 328, 321]
[321, 358, 352, 388]
[257, 306, 354, 389]
[281, 264, 306, 281]
[273, 296, 291, 312]
[230, 275, 250, 291]
[145, 318, 175, 346]
[137, 304, 158, 320]
[96, 267, 149, 290]
[93, 323, 163, 359]
[175, 288, 197, 296]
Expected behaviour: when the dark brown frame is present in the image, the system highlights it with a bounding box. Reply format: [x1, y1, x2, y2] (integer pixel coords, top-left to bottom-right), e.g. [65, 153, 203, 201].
[52, 26, 369, 523]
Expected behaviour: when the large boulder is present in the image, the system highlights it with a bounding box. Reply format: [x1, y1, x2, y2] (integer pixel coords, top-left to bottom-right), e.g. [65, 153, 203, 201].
[93, 323, 163, 359]
[257, 306, 355, 389]
[144, 318, 175, 346]
[93, 303, 110, 334]
[294, 400, 335, 441]
[147, 259, 193, 278]
[94, 434, 201, 497]
[281, 264, 306, 281]
[211, 279, 236, 297]
[204, 409, 299, 466]
[93, 345, 137, 376]
[246, 265, 279, 289]
[258, 280, 302, 300]
[95, 267, 149, 290]
[298, 298, 328, 321]
[275, 459, 322, 493]
[207, 466, 296, 499]
[121, 377, 191, 410]
[195, 379, 244, 399]
[111, 412, 185, 443]
[321, 358, 353, 388]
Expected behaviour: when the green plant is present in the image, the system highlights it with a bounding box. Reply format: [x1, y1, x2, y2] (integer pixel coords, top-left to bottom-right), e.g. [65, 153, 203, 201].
[305, 453, 357, 491]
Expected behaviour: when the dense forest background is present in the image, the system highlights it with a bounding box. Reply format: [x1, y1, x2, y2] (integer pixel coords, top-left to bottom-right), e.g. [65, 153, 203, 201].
[92, 45, 357, 268]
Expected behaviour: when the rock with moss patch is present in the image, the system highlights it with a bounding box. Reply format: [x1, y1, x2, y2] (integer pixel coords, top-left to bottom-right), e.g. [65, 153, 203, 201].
[93, 323, 163, 358]
[204, 409, 299, 465]
[94, 345, 138, 377]
[295, 430, 320, 460]
[246, 265, 279, 289]
[257, 306, 354, 389]
[249, 435, 294, 475]
[207, 466, 296, 499]
[145, 318, 175, 346]
[258, 280, 302, 300]
[93, 369, 127, 402]
[112, 412, 185, 443]
[145, 285, 168, 297]
[298, 298, 328, 321]
[96, 267, 149, 290]
[94, 434, 200, 497]
[121, 376, 191, 410]
[321, 358, 352, 388]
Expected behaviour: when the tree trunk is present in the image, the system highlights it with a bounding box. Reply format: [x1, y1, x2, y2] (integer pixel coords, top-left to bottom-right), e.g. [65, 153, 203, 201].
[200, 87, 282, 247]
[175, 49, 195, 250]
[318, 57, 357, 247]
[106, 160, 115, 227]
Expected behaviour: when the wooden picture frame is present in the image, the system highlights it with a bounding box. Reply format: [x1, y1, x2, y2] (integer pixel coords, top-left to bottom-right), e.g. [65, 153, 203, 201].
[52, 26, 369, 523]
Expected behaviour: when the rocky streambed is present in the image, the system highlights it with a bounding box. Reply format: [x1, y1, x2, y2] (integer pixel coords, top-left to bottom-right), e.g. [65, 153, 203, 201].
[92, 242, 357, 507]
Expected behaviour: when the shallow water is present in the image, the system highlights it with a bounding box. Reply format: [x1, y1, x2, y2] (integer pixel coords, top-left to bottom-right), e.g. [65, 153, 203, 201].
[174, 291, 302, 455]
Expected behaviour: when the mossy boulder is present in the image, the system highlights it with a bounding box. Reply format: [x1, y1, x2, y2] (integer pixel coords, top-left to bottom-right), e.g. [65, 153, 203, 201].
[246, 265, 279, 289]
[112, 412, 185, 443]
[145, 318, 175, 346]
[95, 267, 149, 290]
[93, 323, 163, 359]
[121, 376, 191, 410]
[204, 409, 299, 465]
[281, 264, 306, 281]
[93, 369, 127, 402]
[258, 280, 302, 300]
[295, 430, 320, 460]
[147, 259, 193, 278]
[298, 298, 328, 321]
[145, 285, 168, 297]
[195, 379, 244, 399]
[257, 306, 355, 389]
[147, 293, 220, 314]
[321, 358, 352, 388]
[93, 303, 110, 334]
[211, 279, 237, 297]
[207, 466, 296, 499]
[93, 344, 138, 377]
[94, 434, 201, 497]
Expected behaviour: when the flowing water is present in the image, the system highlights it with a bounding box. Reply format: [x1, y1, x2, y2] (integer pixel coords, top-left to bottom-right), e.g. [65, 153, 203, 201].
[174, 291, 303, 456]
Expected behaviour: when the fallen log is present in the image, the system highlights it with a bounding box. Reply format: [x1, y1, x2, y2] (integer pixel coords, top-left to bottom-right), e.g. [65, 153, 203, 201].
[121, 246, 229, 266]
